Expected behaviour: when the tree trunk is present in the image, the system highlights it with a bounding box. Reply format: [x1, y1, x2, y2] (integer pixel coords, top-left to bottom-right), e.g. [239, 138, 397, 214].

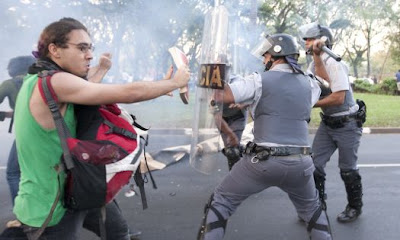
[366, 25, 371, 77]
[353, 64, 359, 78]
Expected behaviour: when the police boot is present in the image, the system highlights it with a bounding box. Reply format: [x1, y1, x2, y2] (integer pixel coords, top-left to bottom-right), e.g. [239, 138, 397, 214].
[314, 172, 327, 210]
[337, 170, 363, 223]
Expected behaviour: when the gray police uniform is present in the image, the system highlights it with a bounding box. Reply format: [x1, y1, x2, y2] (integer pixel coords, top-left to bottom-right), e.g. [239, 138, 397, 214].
[309, 54, 363, 215]
[198, 64, 332, 240]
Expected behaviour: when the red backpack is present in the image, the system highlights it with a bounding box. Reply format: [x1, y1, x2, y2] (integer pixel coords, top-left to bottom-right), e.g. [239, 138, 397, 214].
[34, 70, 156, 239]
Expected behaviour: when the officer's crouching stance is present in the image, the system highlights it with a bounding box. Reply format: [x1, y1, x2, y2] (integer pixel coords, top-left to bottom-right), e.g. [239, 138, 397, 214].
[197, 34, 332, 240]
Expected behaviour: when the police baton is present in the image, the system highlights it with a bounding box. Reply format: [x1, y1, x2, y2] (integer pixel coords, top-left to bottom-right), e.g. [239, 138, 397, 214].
[320, 36, 341, 62]
[321, 46, 342, 62]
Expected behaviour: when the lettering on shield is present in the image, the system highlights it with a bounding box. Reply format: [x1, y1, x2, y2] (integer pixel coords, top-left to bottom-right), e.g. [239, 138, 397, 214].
[198, 64, 225, 89]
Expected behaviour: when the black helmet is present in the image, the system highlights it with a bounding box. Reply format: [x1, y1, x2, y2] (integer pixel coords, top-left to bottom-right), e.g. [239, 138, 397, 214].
[300, 23, 333, 48]
[251, 33, 300, 59]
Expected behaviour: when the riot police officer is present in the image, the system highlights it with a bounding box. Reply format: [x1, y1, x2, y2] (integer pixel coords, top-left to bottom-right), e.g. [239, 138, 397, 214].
[300, 23, 364, 223]
[197, 33, 332, 240]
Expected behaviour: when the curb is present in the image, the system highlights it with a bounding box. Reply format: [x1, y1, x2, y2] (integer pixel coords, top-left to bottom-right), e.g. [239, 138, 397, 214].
[148, 127, 400, 135]
[363, 127, 400, 134]
[309, 127, 400, 134]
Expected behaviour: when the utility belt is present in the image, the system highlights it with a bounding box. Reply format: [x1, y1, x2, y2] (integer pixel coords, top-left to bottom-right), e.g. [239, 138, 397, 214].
[320, 112, 358, 129]
[244, 142, 311, 163]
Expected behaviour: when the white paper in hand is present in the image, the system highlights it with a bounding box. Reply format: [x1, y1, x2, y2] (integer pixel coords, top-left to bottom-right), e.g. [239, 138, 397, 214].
[168, 47, 189, 104]
[168, 47, 189, 68]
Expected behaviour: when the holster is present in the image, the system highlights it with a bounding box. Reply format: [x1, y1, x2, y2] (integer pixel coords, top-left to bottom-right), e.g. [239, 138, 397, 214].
[356, 99, 367, 127]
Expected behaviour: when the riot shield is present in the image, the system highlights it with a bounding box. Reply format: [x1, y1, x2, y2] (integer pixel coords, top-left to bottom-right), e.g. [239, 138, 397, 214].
[190, 4, 229, 174]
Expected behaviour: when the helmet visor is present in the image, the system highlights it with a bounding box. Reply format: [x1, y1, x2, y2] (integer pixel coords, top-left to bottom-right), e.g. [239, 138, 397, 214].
[299, 22, 320, 40]
[250, 37, 273, 60]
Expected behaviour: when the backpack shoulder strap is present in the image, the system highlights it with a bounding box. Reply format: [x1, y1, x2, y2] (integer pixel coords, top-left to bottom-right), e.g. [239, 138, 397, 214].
[38, 70, 74, 170]
[38, 70, 60, 104]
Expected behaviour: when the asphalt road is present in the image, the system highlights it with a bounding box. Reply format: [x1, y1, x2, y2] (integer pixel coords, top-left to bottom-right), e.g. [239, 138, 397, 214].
[0, 125, 399, 240]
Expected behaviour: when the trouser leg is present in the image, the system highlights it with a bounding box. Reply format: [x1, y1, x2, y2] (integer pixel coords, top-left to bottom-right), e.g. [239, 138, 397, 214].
[83, 200, 130, 240]
[312, 123, 338, 211]
[6, 141, 20, 205]
[284, 155, 332, 240]
[312, 123, 337, 176]
[23, 209, 87, 240]
[198, 155, 270, 240]
[334, 120, 363, 222]
[307, 207, 332, 240]
[197, 194, 227, 240]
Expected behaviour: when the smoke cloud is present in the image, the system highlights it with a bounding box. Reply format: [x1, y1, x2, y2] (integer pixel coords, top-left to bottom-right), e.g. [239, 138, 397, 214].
[0, 0, 266, 127]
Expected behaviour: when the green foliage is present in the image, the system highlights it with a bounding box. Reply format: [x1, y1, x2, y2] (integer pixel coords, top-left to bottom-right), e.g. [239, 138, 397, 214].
[379, 78, 398, 95]
[390, 40, 400, 63]
[310, 93, 400, 127]
[352, 80, 375, 93]
[352, 78, 398, 95]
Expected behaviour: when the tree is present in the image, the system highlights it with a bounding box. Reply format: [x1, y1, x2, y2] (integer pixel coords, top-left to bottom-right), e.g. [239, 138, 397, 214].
[344, 0, 396, 77]
[258, 0, 309, 34]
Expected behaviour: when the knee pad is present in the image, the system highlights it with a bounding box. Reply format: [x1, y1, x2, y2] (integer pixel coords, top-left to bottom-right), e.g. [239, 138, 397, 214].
[197, 194, 227, 240]
[340, 169, 361, 184]
[307, 206, 332, 235]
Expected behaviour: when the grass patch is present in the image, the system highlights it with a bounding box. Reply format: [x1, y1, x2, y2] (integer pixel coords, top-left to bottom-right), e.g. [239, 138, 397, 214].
[309, 93, 400, 128]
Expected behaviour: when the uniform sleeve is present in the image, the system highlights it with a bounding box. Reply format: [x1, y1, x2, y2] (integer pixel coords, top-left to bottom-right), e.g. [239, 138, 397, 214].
[228, 72, 261, 104]
[309, 76, 321, 107]
[326, 59, 350, 92]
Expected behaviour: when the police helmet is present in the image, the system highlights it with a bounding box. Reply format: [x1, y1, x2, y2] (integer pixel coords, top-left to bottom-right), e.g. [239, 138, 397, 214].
[251, 33, 300, 60]
[300, 23, 333, 48]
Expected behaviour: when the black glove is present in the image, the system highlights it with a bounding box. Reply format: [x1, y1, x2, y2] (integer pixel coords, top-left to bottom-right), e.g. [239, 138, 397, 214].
[222, 146, 242, 170]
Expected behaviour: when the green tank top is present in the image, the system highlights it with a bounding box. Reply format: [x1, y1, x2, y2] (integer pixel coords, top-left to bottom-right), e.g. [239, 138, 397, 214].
[13, 73, 76, 227]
